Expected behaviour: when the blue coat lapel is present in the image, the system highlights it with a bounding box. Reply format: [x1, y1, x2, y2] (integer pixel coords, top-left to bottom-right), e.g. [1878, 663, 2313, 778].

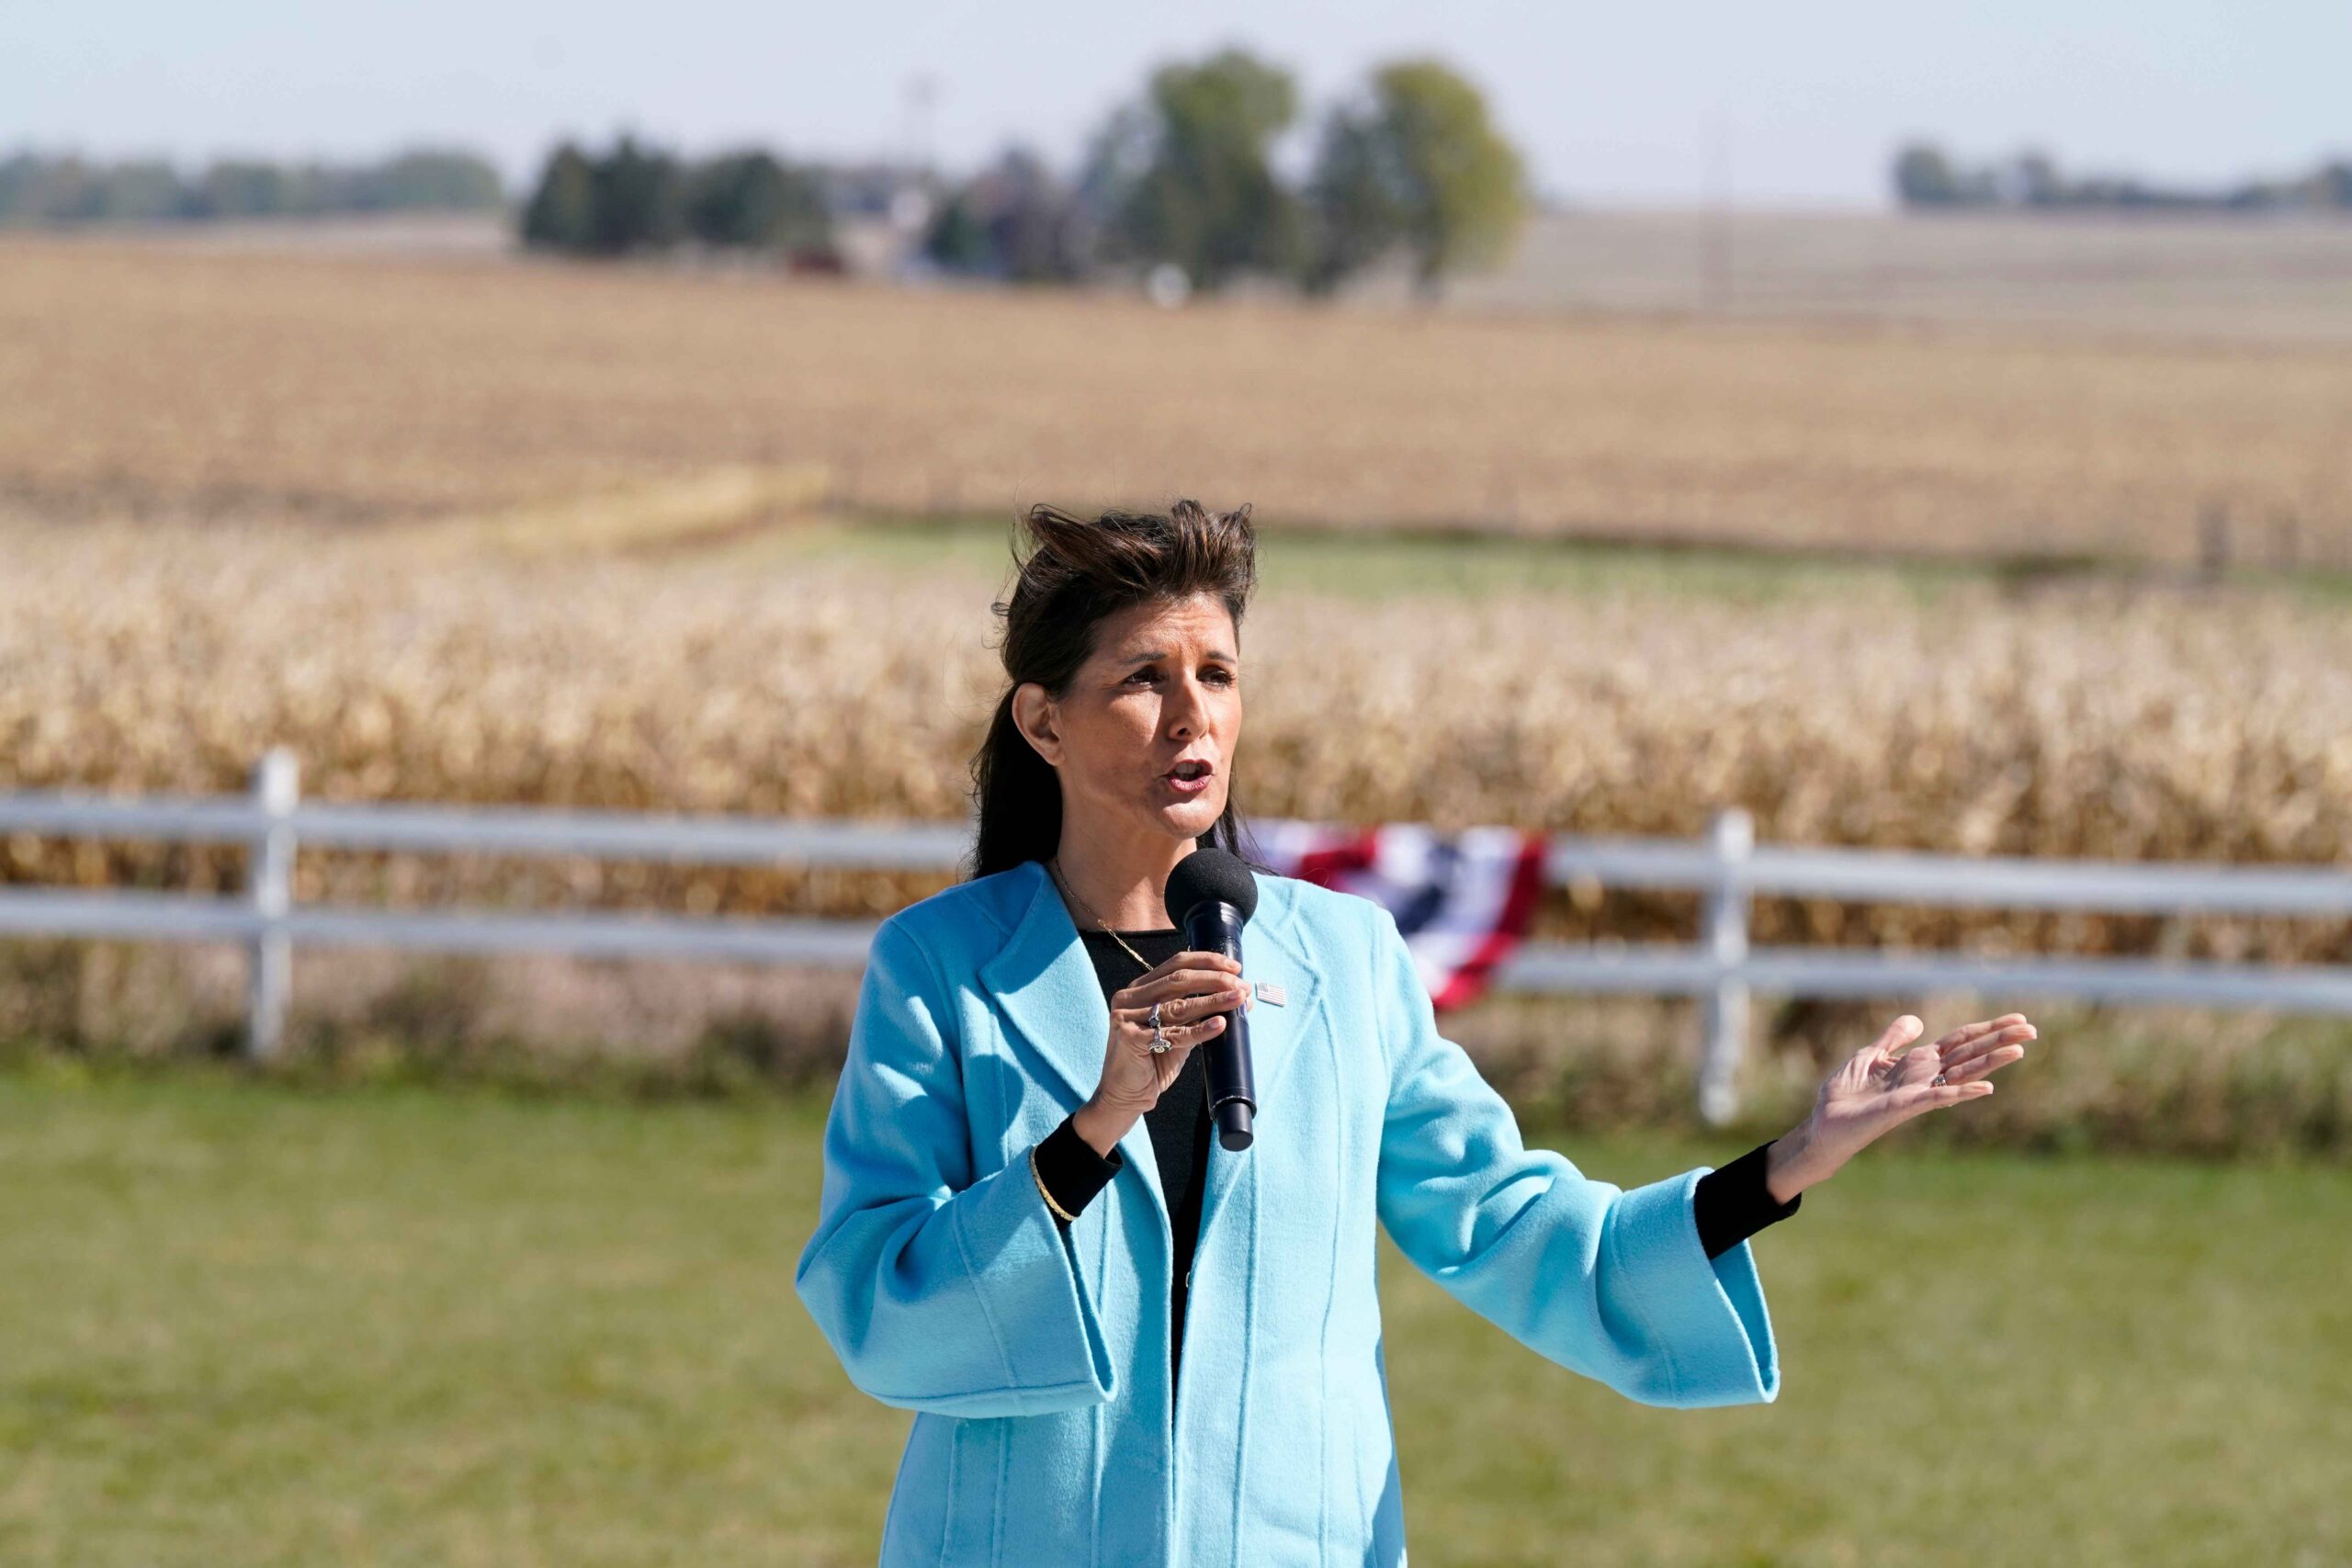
[978, 857, 1325, 1245]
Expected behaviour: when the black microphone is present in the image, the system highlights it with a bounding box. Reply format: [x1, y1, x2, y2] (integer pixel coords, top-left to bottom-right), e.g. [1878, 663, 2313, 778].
[1164, 846, 1260, 1152]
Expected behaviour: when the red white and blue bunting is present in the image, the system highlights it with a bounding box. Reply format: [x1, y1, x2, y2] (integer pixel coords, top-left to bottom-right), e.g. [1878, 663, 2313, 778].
[1248, 818, 1548, 1010]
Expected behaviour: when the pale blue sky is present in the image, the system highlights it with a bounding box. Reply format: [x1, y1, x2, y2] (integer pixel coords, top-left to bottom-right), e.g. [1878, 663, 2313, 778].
[6, 1, 2346, 208]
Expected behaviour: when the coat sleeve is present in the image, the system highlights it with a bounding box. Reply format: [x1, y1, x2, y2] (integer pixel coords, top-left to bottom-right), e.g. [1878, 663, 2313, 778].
[793, 914, 1120, 1416]
[1366, 902, 1781, 1408]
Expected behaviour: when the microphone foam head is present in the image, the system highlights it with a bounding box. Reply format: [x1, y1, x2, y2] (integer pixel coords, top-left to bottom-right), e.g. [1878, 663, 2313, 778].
[1164, 845, 1260, 929]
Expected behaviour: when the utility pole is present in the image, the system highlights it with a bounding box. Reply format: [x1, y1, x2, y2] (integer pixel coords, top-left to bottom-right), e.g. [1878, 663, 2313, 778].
[903, 73, 939, 175]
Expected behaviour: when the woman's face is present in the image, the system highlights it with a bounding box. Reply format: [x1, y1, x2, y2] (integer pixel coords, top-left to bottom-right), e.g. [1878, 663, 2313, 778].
[1015, 592, 1241, 850]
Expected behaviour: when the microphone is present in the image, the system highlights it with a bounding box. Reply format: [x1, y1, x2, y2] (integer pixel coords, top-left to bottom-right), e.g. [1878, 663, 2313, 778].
[1163, 846, 1260, 1152]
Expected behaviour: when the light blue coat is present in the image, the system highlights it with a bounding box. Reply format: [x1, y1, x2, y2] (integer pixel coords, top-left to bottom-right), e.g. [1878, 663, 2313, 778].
[795, 856, 1781, 1567]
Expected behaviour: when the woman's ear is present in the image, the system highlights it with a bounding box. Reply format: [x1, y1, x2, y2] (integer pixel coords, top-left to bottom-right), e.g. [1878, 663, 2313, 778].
[1011, 682, 1062, 768]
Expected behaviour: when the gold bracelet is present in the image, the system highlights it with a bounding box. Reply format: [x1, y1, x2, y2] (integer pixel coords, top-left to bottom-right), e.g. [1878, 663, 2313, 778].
[1030, 1143, 1080, 1224]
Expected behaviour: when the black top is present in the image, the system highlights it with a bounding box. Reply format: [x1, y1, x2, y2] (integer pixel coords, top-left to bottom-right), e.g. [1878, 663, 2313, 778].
[1031, 924, 1800, 1398]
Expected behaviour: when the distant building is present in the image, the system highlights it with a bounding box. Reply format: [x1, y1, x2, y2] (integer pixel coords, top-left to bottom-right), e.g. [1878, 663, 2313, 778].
[813, 161, 945, 277]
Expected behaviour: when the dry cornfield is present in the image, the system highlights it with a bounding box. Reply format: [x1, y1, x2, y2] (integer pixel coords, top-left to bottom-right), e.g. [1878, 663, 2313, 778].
[6, 235, 2352, 565]
[6, 512, 2351, 969]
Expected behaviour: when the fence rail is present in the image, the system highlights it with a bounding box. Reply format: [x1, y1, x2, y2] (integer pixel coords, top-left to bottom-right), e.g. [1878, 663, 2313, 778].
[6, 747, 2351, 1122]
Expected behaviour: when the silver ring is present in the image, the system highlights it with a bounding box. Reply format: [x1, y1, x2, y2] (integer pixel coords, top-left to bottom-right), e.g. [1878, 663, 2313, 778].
[1148, 1000, 1170, 1055]
[1932, 1071, 1949, 1086]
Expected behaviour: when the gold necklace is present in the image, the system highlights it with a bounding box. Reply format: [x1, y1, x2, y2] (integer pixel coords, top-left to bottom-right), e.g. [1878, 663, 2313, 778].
[1046, 856, 1160, 976]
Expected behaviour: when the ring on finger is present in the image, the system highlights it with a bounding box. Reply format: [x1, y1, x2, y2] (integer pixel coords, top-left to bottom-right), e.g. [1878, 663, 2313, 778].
[1932, 1070, 1949, 1086]
[1148, 999, 1170, 1055]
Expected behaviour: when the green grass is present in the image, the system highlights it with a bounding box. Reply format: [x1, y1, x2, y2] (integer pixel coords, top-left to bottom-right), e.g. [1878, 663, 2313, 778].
[2, 1066, 2346, 1567]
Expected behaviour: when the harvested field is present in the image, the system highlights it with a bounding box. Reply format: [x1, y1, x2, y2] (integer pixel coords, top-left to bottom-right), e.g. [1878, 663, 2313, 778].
[5, 236, 2351, 565]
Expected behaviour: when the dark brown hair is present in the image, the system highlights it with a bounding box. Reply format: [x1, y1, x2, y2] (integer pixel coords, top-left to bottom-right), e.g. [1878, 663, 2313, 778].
[966, 499, 1274, 882]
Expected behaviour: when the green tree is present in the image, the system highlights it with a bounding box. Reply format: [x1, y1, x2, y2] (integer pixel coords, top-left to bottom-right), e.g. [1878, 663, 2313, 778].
[683, 150, 829, 252]
[1892, 141, 1966, 207]
[1302, 59, 1529, 300]
[521, 141, 598, 253]
[96, 159, 184, 220]
[1082, 46, 1305, 292]
[2313, 161, 2352, 210]
[196, 159, 291, 218]
[361, 150, 505, 212]
[1299, 101, 1404, 295]
[924, 145, 1087, 282]
[2014, 149, 2064, 206]
[586, 133, 685, 255]
[1, 145, 501, 226]
[922, 189, 992, 272]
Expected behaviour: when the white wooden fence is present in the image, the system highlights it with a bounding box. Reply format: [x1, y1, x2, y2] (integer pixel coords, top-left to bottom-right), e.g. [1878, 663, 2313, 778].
[6, 746, 2352, 1123]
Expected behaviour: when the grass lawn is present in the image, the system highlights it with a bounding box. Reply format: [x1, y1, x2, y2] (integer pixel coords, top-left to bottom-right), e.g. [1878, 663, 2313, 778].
[2, 1067, 2346, 1567]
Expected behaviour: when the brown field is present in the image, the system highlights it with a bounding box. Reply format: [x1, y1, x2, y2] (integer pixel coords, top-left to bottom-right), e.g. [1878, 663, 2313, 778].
[1445, 208, 2352, 346]
[6, 511, 2350, 963]
[5, 234, 2352, 565]
[107, 206, 2352, 344]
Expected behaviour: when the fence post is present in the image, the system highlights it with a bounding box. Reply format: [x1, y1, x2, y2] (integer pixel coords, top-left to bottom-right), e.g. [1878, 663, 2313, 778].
[245, 748, 300, 1060]
[1698, 807, 1753, 1126]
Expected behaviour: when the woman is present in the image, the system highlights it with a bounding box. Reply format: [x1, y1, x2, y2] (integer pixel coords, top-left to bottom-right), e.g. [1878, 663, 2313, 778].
[794, 500, 2032, 1567]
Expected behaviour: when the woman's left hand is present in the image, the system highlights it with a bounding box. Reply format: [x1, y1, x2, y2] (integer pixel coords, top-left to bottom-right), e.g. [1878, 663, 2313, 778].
[1764, 1012, 2036, 1203]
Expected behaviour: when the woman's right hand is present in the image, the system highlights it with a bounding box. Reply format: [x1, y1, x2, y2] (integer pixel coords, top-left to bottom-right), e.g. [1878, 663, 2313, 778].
[1071, 950, 1253, 1156]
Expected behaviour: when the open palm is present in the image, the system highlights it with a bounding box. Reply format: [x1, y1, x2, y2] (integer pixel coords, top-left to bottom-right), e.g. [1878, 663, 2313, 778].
[1804, 1011, 2034, 1171]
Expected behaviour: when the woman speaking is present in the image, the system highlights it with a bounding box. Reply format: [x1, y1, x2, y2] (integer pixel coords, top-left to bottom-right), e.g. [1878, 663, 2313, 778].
[794, 499, 2033, 1567]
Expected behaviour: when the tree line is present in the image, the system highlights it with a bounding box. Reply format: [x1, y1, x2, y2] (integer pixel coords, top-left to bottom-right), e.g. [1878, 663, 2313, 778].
[519, 140, 832, 260]
[13, 44, 1533, 300]
[0, 147, 503, 223]
[521, 48, 1532, 300]
[1894, 141, 2352, 214]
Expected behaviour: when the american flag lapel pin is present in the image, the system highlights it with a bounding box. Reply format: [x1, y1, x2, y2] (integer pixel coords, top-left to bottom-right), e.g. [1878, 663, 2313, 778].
[1253, 980, 1286, 1007]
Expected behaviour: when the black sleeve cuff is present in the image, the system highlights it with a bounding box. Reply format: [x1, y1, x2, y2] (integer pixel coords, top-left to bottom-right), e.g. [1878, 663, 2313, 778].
[1034, 1113, 1124, 1223]
[1692, 1138, 1803, 1259]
